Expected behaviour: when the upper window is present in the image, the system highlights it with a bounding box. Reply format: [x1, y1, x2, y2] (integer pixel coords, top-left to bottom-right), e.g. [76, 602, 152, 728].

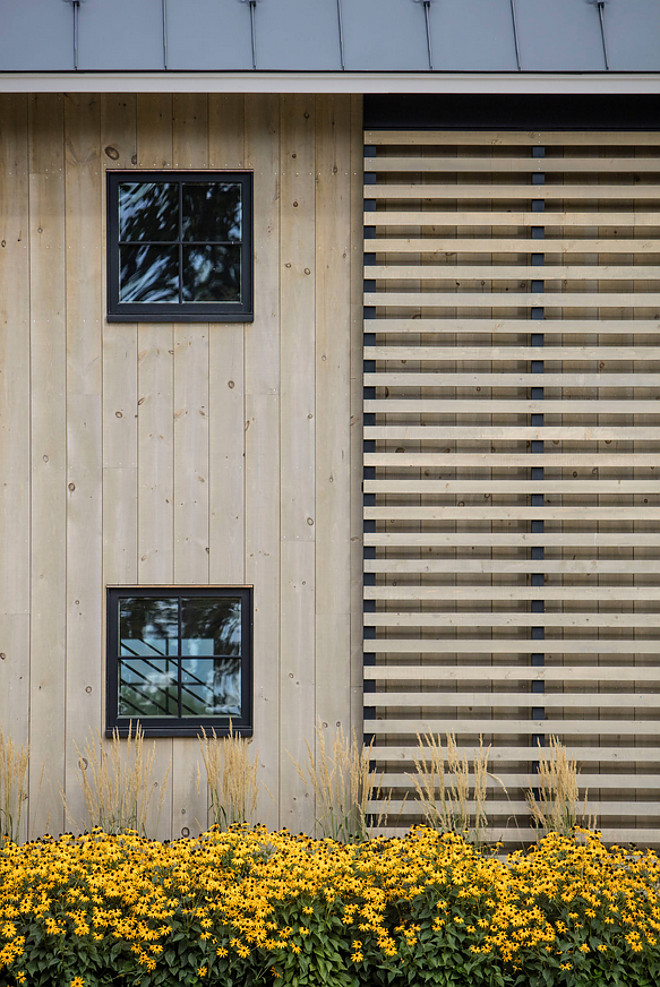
[106, 587, 253, 737]
[106, 171, 253, 322]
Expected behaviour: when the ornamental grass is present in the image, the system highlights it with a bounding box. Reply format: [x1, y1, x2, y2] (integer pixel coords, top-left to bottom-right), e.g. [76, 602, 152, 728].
[2, 825, 660, 987]
[0, 730, 28, 845]
[64, 724, 168, 837]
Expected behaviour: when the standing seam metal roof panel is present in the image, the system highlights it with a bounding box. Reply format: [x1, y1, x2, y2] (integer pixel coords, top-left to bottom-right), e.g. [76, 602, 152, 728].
[604, 0, 660, 71]
[257, 0, 342, 70]
[427, 0, 518, 72]
[1, 0, 660, 73]
[341, 0, 430, 71]
[77, 0, 166, 71]
[0, 0, 73, 71]
[167, 0, 254, 71]
[514, 0, 606, 71]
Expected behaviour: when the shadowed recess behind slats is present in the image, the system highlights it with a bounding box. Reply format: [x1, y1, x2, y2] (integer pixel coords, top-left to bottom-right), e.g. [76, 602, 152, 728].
[362, 129, 660, 846]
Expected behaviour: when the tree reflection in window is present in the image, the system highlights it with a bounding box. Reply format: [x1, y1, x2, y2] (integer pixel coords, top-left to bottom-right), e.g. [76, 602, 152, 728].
[117, 179, 243, 305]
[109, 589, 251, 734]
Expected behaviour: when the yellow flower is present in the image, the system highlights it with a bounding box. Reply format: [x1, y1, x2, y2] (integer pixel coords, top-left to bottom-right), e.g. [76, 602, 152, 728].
[70, 979, 85, 987]
[197, 966, 207, 977]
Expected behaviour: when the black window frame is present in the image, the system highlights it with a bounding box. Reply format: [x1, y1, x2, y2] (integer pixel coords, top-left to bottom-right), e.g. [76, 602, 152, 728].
[106, 586, 254, 738]
[106, 170, 253, 323]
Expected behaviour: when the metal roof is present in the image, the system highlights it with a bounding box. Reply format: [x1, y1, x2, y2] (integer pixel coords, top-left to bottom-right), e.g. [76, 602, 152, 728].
[1, 0, 659, 77]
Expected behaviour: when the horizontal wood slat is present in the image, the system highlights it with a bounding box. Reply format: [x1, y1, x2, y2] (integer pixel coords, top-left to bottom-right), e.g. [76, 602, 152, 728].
[365, 346, 660, 360]
[365, 131, 660, 147]
[364, 454, 660, 467]
[364, 319, 660, 333]
[364, 426, 660, 440]
[365, 156, 660, 173]
[365, 264, 660, 280]
[364, 665, 660, 682]
[365, 640, 660, 655]
[372, 745, 660, 763]
[365, 611, 660, 627]
[364, 210, 660, 226]
[365, 693, 660, 708]
[365, 292, 660, 308]
[363, 128, 660, 846]
[365, 586, 660, 599]
[365, 372, 660, 387]
[363, 506, 660, 520]
[364, 238, 660, 253]
[364, 400, 660, 414]
[365, 558, 660, 573]
[366, 184, 660, 200]
[364, 531, 660, 546]
[366, 719, 660, 736]
[382, 772, 660, 790]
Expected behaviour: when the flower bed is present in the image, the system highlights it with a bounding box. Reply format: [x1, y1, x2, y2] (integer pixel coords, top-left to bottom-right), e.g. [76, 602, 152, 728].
[1, 826, 659, 987]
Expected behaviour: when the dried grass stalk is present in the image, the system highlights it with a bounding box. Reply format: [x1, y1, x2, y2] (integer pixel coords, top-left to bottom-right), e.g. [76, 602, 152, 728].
[197, 723, 259, 830]
[409, 733, 494, 845]
[68, 722, 168, 836]
[0, 729, 29, 843]
[293, 723, 389, 843]
[526, 735, 595, 837]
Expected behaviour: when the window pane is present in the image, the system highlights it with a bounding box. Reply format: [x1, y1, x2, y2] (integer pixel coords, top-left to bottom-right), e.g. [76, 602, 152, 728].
[119, 658, 178, 717]
[181, 597, 241, 656]
[182, 183, 242, 243]
[120, 245, 180, 302]
[119, 182, 179, 241]
[119, 597, 179, 657]
[181, 245, 241, 302]
[180, 658, 241, 717]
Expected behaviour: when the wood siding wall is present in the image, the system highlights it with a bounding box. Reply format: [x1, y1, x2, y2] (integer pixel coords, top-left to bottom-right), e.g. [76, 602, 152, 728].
[363, 129, 660, 846]
[0, 92, 363, 840]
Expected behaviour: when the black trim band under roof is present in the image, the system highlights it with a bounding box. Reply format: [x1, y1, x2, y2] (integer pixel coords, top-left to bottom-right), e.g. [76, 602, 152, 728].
[364, 94, 660, 131]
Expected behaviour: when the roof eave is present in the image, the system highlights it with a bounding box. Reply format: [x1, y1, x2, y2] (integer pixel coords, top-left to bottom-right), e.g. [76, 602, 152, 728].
[1, 70, 660, 95]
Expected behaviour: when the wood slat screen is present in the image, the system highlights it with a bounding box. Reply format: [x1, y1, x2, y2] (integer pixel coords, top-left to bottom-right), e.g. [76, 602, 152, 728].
[362, 129, 660, 845]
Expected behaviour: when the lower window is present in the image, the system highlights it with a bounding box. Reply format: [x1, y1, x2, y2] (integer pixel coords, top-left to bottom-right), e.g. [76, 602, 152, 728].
[106, 587, 253, 737]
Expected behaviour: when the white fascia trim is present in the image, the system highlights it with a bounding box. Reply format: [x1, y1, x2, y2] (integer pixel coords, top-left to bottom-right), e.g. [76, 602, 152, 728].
[1, 71, 660, 94]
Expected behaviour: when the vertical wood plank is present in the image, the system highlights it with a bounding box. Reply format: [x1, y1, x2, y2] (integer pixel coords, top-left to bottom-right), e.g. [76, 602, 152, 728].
[137, 94, 173, 170]
[172, 329, 210, 582]
[64, 93, 104, 831]
[172, 94, 209, 836]
[208, 94, 245, 169]
[0, 96, 30, 838]
[244, 94, 281, 829]
[102, 95, 138, 588]
[314, 96, 353, 747]
[137, 94, 175, 586]
[29, 94, 67, 837]
[135, 93, 175, 839]
[349, 94, 365, 739]
[279, 95, 317, 833]
[208, 95, 246, 586]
